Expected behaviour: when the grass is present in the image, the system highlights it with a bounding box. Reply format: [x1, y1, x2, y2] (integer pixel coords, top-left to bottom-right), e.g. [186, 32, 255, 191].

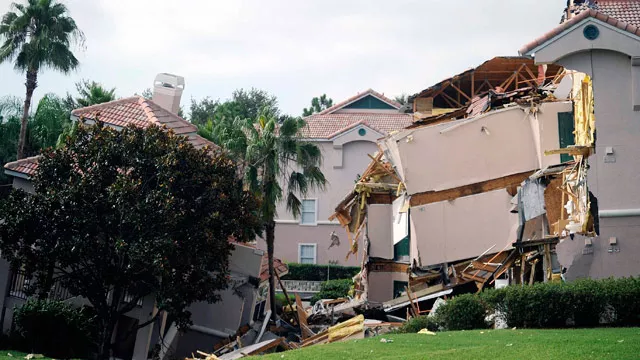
[256, 328, 640, 360]
[0, 351, 52, 360]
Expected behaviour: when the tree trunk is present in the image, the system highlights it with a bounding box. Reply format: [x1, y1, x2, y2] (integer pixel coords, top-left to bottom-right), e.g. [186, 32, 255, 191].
[97, 314, 117, 360]
[18, 70, 38, 160]
[265, 220, 277, 315]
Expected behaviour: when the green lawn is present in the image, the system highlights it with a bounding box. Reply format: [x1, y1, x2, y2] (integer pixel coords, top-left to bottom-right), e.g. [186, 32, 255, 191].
[0, 351, 50, 360]
[257, 328, 640, 360]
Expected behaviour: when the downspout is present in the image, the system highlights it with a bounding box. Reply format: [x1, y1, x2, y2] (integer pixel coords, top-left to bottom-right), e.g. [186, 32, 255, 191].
[599, 209, 640, 218]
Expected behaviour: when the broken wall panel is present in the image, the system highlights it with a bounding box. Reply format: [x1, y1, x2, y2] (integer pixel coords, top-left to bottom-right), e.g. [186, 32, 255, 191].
[367, 204, 393, 259]
[411, 189, 518, 267]
[390, 102, 572, 196]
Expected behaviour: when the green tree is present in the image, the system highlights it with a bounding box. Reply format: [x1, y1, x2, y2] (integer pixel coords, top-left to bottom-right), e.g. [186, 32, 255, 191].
[138, 88, 153, 100]
[231, 88, 280, 121]
[0, 96, 22, 189]
[0, 0, 84, 159]
[204, 113, 326, 314]
[73, 79, 116, 108]
[302, 94, 333, 116]
[394, 93, 408, 106]
[30, 93, 71, 149]
[0, 123, 261, 360]
[189, 97, 219, 126]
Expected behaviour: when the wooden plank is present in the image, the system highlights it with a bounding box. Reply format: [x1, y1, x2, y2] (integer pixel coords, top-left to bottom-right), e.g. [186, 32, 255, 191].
[440, 91, 463, 108]
[450, 81, 472, 102]
[295, 293, 311, 340]
[544, 146, 591, 156]
[471, 261, 498, 272]
[245, 337, 284, 355]
[410, 171, 533, 207]
[275, 272, 297, 326]
[461, 272, 488, 283]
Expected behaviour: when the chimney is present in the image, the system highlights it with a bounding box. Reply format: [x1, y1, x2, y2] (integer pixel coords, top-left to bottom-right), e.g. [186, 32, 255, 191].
[152, 73, 185, 114]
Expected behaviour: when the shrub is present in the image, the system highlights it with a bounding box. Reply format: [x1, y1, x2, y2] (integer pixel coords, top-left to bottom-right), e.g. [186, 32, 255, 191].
[396, 315, 440, 333]
[436, 294, 488, 330]
[481, 277, 640, 328]
[282, 263, 360, 281]
[12, 299, 96, 359]
[310, 279, 352, 305]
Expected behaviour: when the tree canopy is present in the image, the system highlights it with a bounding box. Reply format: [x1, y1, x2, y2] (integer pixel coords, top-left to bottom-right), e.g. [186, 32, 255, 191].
[202, 112, 325, 314]
[0, 0, 84, 159]
[0, 122, 261, 359]
[72, 79, 116, 108]
[302, 94, 333, 116]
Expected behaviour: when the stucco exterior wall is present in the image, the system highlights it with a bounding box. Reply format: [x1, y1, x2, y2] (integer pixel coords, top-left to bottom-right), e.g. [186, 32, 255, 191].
[390, 102, 569, 195]
[550, 50, 640, 279]
[270, 138, 379, 265]
[367, 271, 409, 304]
[411, 189, 518, 267]
[367, 204, 393, 259]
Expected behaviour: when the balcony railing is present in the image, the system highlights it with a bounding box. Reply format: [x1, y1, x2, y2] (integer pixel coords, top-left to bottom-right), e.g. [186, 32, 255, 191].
[8, 271, 73, 301]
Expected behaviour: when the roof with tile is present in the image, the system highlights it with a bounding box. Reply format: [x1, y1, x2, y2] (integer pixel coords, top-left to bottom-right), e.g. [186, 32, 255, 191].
[563, 1, 640, 27]
[301, 113, 413, 139]
[5, 97, 216, 178]
[259, 254, 289, 283]
[301, 89, 412, 139]
[520, 6, 640, 55]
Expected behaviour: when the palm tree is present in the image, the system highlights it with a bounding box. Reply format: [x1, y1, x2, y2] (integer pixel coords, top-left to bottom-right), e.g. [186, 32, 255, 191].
[0, 0, 84, 159]
[74, 79, 116, 107]
[204, 113, 326, 314]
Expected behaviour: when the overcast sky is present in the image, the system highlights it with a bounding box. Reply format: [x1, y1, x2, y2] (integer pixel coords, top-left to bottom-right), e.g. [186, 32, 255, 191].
[0, 0, 565, 116]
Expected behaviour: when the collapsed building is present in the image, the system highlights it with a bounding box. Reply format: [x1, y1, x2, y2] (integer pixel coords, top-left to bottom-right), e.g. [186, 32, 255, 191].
[330, 55, 603, 313]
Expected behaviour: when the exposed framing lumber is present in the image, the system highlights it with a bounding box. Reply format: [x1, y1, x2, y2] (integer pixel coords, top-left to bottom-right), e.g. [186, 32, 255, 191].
[440, 91, 462, 108]
[449, 81, 472, 102]
[409, 171, 534, 207]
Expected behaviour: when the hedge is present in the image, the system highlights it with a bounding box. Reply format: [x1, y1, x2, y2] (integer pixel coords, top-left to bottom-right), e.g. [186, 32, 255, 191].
[310, 279, 352, 305]
[282, 263, 360, 281]
[12, 299, 97, 359]
[434, 277, 640, 331]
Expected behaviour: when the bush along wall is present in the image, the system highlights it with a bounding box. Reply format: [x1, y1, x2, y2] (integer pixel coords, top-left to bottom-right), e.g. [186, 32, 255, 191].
[310, 279, 353, 305]
[435, 277, 640, 331]
[11, 299, 97, 359]
[282, 263, 360, 281]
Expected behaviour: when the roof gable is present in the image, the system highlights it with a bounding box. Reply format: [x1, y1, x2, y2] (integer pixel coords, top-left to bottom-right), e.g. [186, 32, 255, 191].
[520, 9, 640, 57]
[318, 89, 401, 115]
[342, 94, 397, 110]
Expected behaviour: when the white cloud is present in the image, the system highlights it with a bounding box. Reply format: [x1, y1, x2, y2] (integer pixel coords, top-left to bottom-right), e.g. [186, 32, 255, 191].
[0, 0, 565, 115]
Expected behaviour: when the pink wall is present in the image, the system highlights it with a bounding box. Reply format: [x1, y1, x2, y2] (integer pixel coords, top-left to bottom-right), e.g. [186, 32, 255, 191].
[368, 271, 409, 303]
[411, 189, 518, 267]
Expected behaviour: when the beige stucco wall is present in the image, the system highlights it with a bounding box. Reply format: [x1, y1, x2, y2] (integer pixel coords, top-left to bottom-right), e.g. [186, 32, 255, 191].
[367, 271, 409, 304]
[411, 189, 518, 267]
[269, 137, 379, 265]
[389, 102, 569, 195]
[367, 204, 393, 259]
[529, 16, 640, 279]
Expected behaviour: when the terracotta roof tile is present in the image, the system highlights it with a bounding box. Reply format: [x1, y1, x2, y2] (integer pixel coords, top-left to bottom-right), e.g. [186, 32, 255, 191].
[520, 4, 640, 54]
[4, 156, 40, 177]
[260, 254, 288, 282]
[301, 112, 413, 139]
[318, 89, 402, 115]
[6, 97, 216, 178]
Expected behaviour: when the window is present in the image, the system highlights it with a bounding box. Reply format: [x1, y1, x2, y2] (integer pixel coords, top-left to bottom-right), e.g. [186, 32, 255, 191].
[300, 199, 317, 225]
[557, 112, 575, 163]
[393, 281, 408, 299]
[298, 243, 317, 264]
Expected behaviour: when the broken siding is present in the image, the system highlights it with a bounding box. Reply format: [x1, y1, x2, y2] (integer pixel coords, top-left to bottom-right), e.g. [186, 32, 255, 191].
[393, 103, 570, 195]
[411, 189, 518, 267]
[367, 204, 393, 259]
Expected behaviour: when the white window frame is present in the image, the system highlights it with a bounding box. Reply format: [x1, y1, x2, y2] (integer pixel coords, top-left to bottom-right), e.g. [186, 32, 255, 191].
[298, 243, 317, 264]
[299, 198, 318, 226]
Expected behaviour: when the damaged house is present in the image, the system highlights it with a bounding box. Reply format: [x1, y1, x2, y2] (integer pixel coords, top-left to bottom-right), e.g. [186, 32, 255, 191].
[330, 52, 604, 313]
[1, 74, 288, 360]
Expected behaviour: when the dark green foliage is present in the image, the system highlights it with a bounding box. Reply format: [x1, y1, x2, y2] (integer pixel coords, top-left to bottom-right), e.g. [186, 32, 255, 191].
[396, 315, 440, 333]
[302, 94, 333, 117]
[600, 277, 640, 326]
[481, 277, 640, 329]
[12, 299, 96, 359]
[0, 123, 261, 359]
[189, 97, 220, 126]
[436, 294, 488, 330]
[71, 79, 116, 108]
[282, 263, 360, 281]
[310, 279, 352, 305]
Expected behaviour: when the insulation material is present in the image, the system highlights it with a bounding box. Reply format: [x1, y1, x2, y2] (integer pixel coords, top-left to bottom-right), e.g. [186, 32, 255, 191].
[572, 74, 595, 147]
[392, 195, 408, 244]
[327, 315, 364, 342]
[521, 179, 546, 221]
